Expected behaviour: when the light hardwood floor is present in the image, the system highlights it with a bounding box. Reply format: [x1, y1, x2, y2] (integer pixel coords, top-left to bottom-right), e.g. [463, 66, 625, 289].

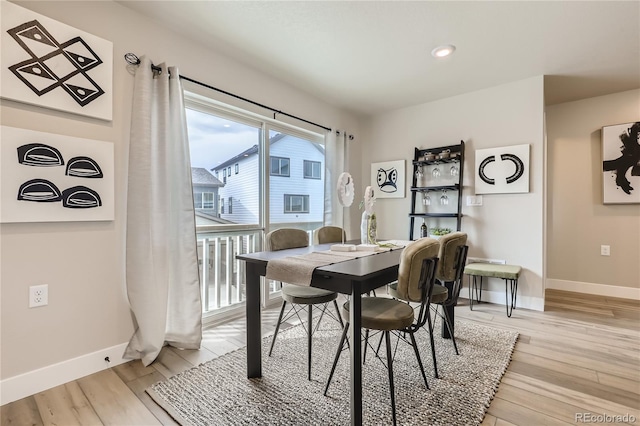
[2, 290, 639, 425]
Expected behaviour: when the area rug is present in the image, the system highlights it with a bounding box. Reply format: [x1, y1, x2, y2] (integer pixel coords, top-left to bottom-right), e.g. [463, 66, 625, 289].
[148, 317, 518, 425]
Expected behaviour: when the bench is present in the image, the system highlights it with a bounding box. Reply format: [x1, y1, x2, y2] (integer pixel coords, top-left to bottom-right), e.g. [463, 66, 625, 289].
[463, 263, 521, 317]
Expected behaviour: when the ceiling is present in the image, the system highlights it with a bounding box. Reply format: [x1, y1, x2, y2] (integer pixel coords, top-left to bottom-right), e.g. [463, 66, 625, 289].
[119, 1, 640, 117]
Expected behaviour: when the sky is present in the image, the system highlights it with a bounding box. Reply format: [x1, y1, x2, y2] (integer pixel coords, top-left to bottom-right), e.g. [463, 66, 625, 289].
[186, 108, 259, 171]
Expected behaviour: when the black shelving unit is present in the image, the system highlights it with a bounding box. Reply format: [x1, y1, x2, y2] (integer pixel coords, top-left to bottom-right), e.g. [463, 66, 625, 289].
[409, 141, 465, 240]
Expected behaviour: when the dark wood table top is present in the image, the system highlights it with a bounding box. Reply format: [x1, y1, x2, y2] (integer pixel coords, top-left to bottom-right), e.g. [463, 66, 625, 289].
[237, 243, 404, 294]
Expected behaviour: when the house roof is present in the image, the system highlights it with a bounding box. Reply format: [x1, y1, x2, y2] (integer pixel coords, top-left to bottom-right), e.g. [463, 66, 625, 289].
[212, 133, 324, 172]
[191, 167, 224, 187]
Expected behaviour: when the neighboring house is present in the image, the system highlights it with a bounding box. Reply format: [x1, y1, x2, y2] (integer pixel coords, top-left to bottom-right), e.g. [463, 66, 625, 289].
[212, 133, 324, 228]
[191, 167, 231, 226]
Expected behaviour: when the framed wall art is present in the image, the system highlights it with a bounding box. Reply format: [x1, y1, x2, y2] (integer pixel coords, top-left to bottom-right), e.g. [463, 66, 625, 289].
[475, 144, 530, 194]
[371, 159, 405, 199]
[0, 126, 114, 223]
[0, 2, 113, 121]
[602, 121, 640, 204]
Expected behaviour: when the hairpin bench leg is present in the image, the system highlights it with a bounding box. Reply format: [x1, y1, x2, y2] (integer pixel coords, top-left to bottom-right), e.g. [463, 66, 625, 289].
[505, 278, 518, 317]
[469, 275, 483, 311]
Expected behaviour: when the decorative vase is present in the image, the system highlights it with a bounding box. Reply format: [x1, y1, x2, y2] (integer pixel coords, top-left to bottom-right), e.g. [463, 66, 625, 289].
[360, 211, 377, 244]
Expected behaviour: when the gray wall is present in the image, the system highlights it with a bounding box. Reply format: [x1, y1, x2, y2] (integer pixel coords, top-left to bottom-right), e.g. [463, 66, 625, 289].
[0, 0, 361, 396]
[546, 89, 640, 295]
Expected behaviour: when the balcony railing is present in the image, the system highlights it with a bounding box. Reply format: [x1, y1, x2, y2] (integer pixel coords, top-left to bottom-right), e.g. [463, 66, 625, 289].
[196, 224, 320, 320]
[197, 227, 262, 317]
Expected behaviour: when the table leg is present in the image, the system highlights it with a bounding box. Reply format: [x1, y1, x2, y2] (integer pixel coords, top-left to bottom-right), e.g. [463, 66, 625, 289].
[349, 282, 363, 426]
[441, 281, 454, 339]
[246, 264, 262, 378]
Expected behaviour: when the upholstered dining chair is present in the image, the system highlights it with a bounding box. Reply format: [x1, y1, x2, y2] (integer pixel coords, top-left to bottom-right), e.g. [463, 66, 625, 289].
[430, 232, 468, 358]
[324, 238, 440, 426]
[265, 228, 345, 381]
[314, 225, 347, 244]
[384, 233, 467, 379]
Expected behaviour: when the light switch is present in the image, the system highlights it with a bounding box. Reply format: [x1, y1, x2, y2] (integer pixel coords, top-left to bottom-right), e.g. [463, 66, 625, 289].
[466, 195, 483, 206]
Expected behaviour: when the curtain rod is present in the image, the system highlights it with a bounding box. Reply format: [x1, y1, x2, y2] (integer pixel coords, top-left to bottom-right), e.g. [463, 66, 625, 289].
[124, 53, 341, 134]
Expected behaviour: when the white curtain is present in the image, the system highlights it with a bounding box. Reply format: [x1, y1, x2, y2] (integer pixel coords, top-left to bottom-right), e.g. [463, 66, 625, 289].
[125, 57, 202, 366]
[324, 129, 347, 227]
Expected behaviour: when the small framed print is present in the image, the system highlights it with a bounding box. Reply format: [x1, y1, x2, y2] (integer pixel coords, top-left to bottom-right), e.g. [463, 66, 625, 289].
[371, 160, 405, 199]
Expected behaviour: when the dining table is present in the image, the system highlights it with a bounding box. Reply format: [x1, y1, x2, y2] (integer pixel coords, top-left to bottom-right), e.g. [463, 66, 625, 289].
[237, 242, 404, 425]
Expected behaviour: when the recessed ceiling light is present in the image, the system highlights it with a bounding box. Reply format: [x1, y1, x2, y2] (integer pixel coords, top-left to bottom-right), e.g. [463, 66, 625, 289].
[223, 124, 231, 128]
[431, 44, 456, 58]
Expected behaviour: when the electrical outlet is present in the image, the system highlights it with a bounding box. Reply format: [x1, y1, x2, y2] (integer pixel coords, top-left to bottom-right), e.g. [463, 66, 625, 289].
[600, 245, 610, 256]
[29, 284, 48, 308]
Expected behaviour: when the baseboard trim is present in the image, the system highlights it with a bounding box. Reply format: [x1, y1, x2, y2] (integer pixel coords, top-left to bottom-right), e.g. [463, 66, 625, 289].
[1, 342, 129, 406]
[459, 288, 544, 311]
[545, 278, 640, 300]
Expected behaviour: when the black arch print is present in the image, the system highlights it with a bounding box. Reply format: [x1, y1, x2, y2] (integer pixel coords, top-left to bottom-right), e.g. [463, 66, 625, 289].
[17, 179, 61, 202]
[17, 143, 64, 167]
[65, 156, 103, 178]
[501, 153, 525, 184]
[61, 186, 102, 208]
[478, 154, 525, 185]
[478, 156, 496, 185]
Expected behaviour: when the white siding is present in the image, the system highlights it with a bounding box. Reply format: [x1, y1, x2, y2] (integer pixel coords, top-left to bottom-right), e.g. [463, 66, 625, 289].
[269, 136, 324, 224]
[217, 156, 259, 224]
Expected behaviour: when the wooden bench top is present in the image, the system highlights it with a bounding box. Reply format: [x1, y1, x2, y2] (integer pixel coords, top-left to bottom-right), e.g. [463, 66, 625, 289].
[464, 263, 521, 280]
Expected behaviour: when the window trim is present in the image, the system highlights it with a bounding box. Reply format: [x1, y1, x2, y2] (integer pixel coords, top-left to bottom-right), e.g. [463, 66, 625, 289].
[270, 156, 291, 177]
[303, 160, 322, 179]
[283, 194, 309, 214]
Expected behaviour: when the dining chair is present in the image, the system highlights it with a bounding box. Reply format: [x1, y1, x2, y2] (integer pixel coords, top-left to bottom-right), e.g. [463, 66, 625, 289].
[265, 228, 345, 380]
[313, 225, 347, 244]
[385, 232, 467, 379]
[324, 238, 440, 426]
[430, 232, 468, 357]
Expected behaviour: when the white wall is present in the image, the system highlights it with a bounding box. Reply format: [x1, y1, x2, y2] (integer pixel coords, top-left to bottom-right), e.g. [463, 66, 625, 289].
[545, 89, 640, 299]
[0, 0, 361, 404]
[358, 77, 546, 310]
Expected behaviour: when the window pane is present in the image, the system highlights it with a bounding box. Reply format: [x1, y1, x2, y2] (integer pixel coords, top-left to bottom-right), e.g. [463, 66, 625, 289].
[187, 108, 260, 226]
[303, 160, 321, 179]
[269, 129, 323, 231]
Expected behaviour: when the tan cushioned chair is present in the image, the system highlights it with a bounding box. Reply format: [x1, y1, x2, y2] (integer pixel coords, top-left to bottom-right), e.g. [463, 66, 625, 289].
[314, 226, 347, 244]
[324, 238, 440, 426]
[265, 228, 344, 381]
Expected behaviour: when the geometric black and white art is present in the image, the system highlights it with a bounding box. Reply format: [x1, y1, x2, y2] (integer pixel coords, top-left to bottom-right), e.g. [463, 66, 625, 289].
[475, 144, 530, 194]
[1, 126, 114, 223]
[1, 2, 112, 120]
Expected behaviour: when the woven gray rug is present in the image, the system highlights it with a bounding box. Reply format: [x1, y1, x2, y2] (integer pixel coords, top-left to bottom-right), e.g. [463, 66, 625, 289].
[148, 316, 518, 425]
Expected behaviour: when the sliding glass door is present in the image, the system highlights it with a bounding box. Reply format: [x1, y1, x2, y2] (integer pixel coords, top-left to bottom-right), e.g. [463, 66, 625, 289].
[185, 93, 325, 321]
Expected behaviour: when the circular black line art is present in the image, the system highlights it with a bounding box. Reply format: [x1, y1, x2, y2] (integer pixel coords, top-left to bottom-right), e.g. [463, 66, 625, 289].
[478, 156, 496, 185]
[500, 153, 525, 184]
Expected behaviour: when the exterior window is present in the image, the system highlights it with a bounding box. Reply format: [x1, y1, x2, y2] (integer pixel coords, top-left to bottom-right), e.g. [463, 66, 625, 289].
[303, 160, 321, 179]
[284, 194, 309, 213]
[228, 197, 233, 214]
[203, 192, 214, 209]
[194, 194, 203, 209]
[227, 166, 231, 176]
[220, 198, 224, 214]
[235, 163, 239, 174]
[223, 168, 227, 178]
[270, 156, 290, 177]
